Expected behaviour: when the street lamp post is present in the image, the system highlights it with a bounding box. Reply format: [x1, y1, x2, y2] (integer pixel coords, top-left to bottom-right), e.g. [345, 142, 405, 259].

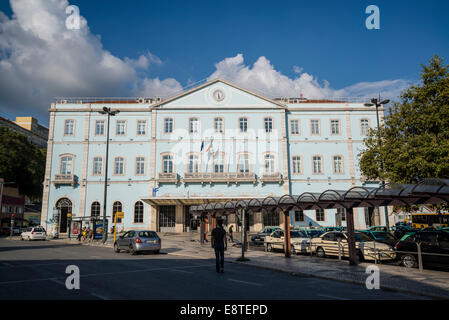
[99, 107, 120, 243]
[364, 97, 390, 230]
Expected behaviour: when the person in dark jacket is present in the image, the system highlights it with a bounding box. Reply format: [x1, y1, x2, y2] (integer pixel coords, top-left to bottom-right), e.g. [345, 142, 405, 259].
[211, 219, 227, 273]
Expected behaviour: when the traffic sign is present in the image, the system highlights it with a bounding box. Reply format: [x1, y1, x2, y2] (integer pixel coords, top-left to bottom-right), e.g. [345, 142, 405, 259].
[115, 212, 124, 219]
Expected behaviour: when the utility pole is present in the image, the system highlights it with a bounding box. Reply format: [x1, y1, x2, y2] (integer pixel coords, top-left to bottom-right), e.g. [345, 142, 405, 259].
[99, 107, 120, 243]
[364, 97, 390, 230]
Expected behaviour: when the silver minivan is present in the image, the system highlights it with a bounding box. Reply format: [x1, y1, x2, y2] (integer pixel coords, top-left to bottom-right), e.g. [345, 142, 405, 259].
[114, 230, 161, 255]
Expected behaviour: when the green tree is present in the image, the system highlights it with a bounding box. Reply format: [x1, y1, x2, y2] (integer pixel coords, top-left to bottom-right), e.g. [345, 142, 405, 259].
[359, 55, 449, 184]
[0, 127, 46, 200]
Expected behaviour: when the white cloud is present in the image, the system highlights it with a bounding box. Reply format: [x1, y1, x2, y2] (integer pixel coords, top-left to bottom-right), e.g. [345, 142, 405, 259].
[0, 0, 181, 121]
[207, 53, 409, 101]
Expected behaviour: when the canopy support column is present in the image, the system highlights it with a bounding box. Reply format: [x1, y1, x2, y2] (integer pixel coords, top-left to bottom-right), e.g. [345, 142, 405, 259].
[283, 209, 291, 258]
[200, 214, 205, 245]
[346, 207, 359, 265]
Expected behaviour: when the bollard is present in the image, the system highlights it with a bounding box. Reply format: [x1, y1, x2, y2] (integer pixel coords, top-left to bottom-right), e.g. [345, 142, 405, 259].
[373, 240, 377, 265]
[417, 242, 423, 272]
[338, 238, 342, 261]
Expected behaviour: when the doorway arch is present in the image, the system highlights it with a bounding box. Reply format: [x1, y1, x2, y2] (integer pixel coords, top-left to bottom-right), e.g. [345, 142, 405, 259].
[56, 198, 72, 233]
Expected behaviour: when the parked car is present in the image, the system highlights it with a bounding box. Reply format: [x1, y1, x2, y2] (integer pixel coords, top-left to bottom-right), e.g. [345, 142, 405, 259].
[367, 226, 389, 232]
[392, 225, 416, 239]
[264, 230, 311, 254]
[251, 227, 282, 244]
[311, 231, 396, 261]
[301, 229, 324, 238]
[114, 230, 161, 255]
[395, 230, 449, 268]
[359, 230, 398, 247]
[20, 226, 47, 240]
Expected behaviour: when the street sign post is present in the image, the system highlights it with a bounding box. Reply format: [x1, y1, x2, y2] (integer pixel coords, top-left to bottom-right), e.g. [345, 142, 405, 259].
[113, 212, 124, 244]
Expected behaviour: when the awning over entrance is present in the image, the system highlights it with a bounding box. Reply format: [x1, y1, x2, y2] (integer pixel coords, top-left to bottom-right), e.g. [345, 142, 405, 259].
[141, 196, 265, 207]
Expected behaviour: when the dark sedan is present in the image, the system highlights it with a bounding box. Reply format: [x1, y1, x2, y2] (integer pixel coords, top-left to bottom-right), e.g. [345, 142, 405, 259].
[251, 227, 282, 244]
[395, 230, 449, 268]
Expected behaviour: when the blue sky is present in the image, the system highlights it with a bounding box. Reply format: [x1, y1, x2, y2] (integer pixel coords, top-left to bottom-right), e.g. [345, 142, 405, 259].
[0, 0, 448, 125]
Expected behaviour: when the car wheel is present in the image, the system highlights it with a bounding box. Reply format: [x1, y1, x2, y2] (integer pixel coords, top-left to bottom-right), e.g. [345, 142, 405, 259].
[402, 254, 418, 268]
[129, 245, 137, 255]
[316, 247, 325, 258]
[28, 236, 32, 241]
[291, 245, 296, 255]
[154, 250, 160, 254]
[114, 242, 120, 253]
[21, 236, 24, 241]
[267, 244, 273, 252]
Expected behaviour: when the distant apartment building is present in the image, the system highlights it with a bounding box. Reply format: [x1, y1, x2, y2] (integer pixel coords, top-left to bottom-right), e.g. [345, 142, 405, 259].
[40, 79, 392, 235]
[0, 178, 25, 228]
[0, 116, 49, 148]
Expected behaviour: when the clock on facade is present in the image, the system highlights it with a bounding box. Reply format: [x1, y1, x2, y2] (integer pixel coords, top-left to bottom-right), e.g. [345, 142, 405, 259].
[212, 89, 225, 102]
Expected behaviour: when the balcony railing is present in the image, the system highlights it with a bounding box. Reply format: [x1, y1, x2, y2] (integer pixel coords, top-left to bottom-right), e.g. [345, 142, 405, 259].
[53, 174, 75, 186]
[158, 172, 179, 184]
[260, 172, 283, 185]
[183, 172, 256, 185]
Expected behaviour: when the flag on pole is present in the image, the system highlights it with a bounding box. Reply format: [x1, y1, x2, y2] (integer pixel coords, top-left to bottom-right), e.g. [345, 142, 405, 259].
[206, 139, 213, 152]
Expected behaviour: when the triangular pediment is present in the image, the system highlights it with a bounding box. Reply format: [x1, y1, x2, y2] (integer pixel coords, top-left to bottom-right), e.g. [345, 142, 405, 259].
[156, 79, 285, 109]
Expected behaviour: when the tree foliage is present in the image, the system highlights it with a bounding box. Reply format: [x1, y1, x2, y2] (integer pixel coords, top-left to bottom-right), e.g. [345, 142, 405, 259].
[359, 55, 449, 184]
[0, 127, 46, 200]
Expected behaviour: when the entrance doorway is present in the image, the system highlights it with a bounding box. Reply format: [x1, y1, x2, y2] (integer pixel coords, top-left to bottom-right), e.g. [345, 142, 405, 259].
[159, 205, 175, 232]
[56, 198, 72, 233]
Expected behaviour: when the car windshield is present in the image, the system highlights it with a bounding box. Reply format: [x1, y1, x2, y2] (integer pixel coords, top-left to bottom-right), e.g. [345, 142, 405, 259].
[290, 231, 307, 238]
[373, 232, 396, 240]
[138, 231, 158, 238]
[354, 232, 373, 242]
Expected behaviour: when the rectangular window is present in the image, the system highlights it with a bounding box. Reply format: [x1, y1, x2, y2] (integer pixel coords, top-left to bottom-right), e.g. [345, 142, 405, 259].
[331, 120, 340, 135]
[311, 120, 320, 135]
[313, 156, 322, 174]
[214, 154, 224, 173]
[114, 157, 124, 175]
[264, 118, 273, 133]
[136, 157, 145, 175]
[116, 120, 126, 135]
[238, 154, 250, 173]
[93, 157, 102, 175]
[264, 154, 275, 174]
[64, 120, 74, 135]
[214, 118, 224, 133]
[188, 154, 199, 173]
[361, 119, 370, 135]
[189, 118, 199, 133]
[333, 156, 343, 174]
[137, 120, 147, 135]
[292, 156, 301, 174]
[290, 120, 300, 135]
[239, 118, 248, 132]
[60, 156, 73, 174]
[164, 118, 173, 133]
[95, 120, 105, 136]
[316, 209, 325, 222]
[294, 210, 304, 222]
[163, 155, 173, 173]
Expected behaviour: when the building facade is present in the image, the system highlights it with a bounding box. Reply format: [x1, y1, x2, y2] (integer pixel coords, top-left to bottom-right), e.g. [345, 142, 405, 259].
[0, 116, 48, 148]
[40, 79, 393, 234]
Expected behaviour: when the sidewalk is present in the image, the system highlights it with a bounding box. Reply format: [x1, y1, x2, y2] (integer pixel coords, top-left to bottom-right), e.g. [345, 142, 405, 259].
[49, 234, 449, 299]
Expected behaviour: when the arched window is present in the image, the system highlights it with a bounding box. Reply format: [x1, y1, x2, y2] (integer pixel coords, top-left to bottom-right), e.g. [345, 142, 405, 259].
[91, 201, 101, 217]
[134, 201, 144, 223]
[113, 201, 123, 223]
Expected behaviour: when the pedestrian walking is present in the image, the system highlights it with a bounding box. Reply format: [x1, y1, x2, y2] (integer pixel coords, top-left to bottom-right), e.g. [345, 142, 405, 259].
[228, 225, 234, 243]
[211, 219, 227, 273]
[77, 226, 85, 241]
[82, 226, 88, 241]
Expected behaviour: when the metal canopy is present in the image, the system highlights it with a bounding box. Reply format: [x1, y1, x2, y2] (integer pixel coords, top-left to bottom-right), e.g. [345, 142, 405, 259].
[190, 178, 449, 216]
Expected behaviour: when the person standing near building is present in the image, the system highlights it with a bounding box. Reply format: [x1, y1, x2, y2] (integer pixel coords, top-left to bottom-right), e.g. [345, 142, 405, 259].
[211, 219, 227, 273]
[228, 224, 233, 242]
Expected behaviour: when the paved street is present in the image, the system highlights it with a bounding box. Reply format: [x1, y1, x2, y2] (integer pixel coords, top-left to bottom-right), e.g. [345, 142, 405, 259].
[0, 238, 427, 300]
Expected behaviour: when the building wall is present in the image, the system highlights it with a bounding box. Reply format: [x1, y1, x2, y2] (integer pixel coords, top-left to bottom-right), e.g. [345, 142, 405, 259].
[40, 80, 391, 233]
